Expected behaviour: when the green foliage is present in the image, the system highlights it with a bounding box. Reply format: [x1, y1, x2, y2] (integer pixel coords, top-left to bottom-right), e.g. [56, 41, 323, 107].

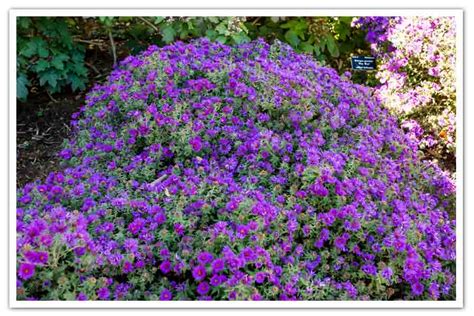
[17, 17, 89, 101]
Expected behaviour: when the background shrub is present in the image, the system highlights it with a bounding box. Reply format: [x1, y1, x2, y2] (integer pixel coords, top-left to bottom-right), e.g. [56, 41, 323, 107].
[352, 16, 457, 173]
[17, 17, 89, 101]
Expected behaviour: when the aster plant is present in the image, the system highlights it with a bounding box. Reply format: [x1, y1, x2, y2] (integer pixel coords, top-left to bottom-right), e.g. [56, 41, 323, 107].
[17, 38, 456, 301]
[352, 16, 457, 173]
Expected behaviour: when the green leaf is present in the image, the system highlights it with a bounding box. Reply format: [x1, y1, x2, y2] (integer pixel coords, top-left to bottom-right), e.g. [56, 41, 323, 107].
[300, 42, 315, 53]
[339, 16, 354, 24]
[68, 74, 86, 91]
[34, 59, 50, 72]
[231, 32, 250, 45]
[205, 29, 218, 40]
[281, 19, 308, 38]
[17, 17, 31, 29]
[50, 53, 69, 70]
[63, 292, 76, 301]
[20, 39, 38, 58]
[99, 17, 114, 27]
[38, 46, 49, 58]
[179, 28, 190, 40]
[161, 25, 176, 43]
[207, 17, 220, 24]
[154, 17, 165, 24]
[51, 58, 64, 70]
[284, 30, 300, 48]
[215, 36, 227, 44]
[39, 71, 59, 88]
[16, 75, 29, 100]
[215, 23, 228, 36]
[71, 62, 88, 77]
[326, 35, 339, 57]
[20, 37, 49, 58]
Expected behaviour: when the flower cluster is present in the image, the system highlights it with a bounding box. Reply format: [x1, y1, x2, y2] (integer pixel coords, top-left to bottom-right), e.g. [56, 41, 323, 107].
[353, 16, 457, 172]
[17, 38, 456, 301]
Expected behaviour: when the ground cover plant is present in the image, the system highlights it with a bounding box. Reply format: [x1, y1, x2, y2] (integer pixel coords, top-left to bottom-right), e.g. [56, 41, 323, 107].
[16, 38, 456, 301]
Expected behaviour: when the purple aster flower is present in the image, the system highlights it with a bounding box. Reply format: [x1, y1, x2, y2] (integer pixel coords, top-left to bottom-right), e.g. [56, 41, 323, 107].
[311, 182, 329, 197]
[362, 263, 377, 276]
[74, 247, 86, 257]
[97, 287, 110, 300]
[255, 272, 266, 284]
[241, 247, 257, 262]
[411, 282, 425, 296]
[197, 252, 214, 265]
[77, 292, 88, 301]
[159, 260, 172, 274]
[428, 282, 440, 300]
[24, 250, 48, 265]
[173, 223, 185, 236]
[154, 212, 167, 225]
[160, 288, 173, 301]
[210, 274, 223, 287]
[334, 235, 348, 251]
[236, 224, 249, 239]
[381, 267, 393, 280]
[211, 259, 225, 273]
[114, 283, 131, 300]
[192, 265, 207, 281]
[343, 281, 358, 299]
[159, 248, 170, 258]
[197, 282, 210, 295]
[189, 136, 203, 152]
[123, 261, 134, 274]
[123, 238, 138, 253]
[18, 263, 35, 280]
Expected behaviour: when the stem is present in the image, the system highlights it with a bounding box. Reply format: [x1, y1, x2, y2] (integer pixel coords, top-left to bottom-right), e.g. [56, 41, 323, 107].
[85, 61, 100, 75]
[108, 29, 117, 68]
[73, 38, 105, 46]
[138, 17, 160, 33]
[46, 90, 58, 103]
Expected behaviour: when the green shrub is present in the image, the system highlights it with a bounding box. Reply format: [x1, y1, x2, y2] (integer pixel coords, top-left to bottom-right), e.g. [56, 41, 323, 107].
[17, 17, 89, 101]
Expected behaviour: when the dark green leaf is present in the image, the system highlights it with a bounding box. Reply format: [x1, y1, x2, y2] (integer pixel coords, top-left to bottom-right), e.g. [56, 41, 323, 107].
[37, 47, 49, 58]
[51, 54, 69, 70]
[39, 71, 59, 88]
[34, 59, 50, 72]
[68, 74, 87, 91]
[17, 17, 31, 29]
[20, 38, 40, 57]
[16, 75, 29, 100]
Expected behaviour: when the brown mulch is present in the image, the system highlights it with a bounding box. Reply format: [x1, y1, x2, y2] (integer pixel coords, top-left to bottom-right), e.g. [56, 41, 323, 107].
[16, 94, 83, 188]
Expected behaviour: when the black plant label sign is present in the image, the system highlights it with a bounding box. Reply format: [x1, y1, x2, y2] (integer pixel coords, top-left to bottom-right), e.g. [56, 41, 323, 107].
[351, 56, 376, 71]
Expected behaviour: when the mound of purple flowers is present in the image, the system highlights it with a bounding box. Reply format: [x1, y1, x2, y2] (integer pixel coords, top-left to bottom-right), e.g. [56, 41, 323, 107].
[17, 38, 456, 301]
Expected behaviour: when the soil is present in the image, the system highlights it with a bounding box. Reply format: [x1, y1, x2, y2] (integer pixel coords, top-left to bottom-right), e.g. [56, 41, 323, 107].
[16, 93, 83, 188]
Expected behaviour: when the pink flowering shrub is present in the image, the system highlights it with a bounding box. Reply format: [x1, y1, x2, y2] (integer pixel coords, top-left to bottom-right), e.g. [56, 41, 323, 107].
[17, 39, 455, 301]
[353, 17, 457, 172]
